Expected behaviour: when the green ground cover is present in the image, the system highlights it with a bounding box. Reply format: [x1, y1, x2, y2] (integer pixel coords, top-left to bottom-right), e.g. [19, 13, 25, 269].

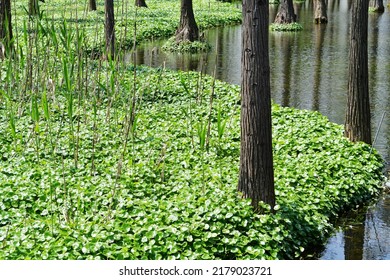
[0, 0, 385, 260]
[10, 0, 241, 51]
[0, 66, 384, 259]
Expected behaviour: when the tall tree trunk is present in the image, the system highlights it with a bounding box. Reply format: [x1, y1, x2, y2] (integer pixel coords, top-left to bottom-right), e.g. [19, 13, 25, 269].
[175, 0, 199, 43]
[105, 0, 115, 58]
[135, 0, 148, 8]
[369, 0, 385, 12]
[314, 0, 328, 24]
[239, 0, 275, 212]
[344, 0, 371, 144]
[29, 0, 39, 16]
[0, 0, 12, 58]
[274, 0, 296, 24]
[89, 0, 97, 11]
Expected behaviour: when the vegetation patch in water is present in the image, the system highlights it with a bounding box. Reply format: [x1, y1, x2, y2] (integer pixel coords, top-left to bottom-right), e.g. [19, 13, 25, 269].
[162, 37, 212, 53]
[0, 65, 384, 260]
[270, 22, 304, 32]
[10, 0, 241, 52]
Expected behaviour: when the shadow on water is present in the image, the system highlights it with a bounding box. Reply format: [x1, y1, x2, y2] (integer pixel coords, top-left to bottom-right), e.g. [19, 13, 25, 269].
[128, 0, 390, 259]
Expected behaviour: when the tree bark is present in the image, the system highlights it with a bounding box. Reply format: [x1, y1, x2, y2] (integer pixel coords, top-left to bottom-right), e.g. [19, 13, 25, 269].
[0, 0, 12, 58]
[135, 0, 148, 8]
[105, 0, 115, 58]
[175, 0, 199, 43]
[29, 0, 39, 16]
[239, 0, 275, 212]
[314, 0, 328, 24]
[274, 0, 296, 24]
[369, 0, 385, 12]
[89, 0, 97, 11]
[344, 0, 371, 144]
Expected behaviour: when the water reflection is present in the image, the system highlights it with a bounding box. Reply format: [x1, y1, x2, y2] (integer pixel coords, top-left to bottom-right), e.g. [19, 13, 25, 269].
[313, 24, 326, 112]
[180, 2, 388, 167]
[320, 193, 390, 260]
[129, 0, 390, 259]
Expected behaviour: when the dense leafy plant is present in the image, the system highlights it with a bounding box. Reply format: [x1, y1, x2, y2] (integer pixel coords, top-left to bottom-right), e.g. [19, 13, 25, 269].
[10, 0, 241, 52]
[162, 37, 212, 53]
[0, 0, 385, 261]
[270, 22, 304, 32]
[0, 65, 384, 260]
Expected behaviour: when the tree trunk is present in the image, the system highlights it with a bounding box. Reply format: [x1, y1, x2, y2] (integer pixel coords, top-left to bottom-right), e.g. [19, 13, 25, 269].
[135, 0, 148, 8]
[274, 0, 296, 24]
[105, 0, 115, 58]
[29, 0, 39, 16]
[0, 0, 12, 58]
[239, 0, 275, 212]
[369, 0, 385, 12]
[175, 0, 199, 43]
[314, 0, 328, 24]
[89, 0, 97, 11]
[344, 0, 371, 144]
[344, 213, 365, 259]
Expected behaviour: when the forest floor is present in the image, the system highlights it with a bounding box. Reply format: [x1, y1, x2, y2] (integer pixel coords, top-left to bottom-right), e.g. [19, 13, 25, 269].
[0, 0, 386, 259]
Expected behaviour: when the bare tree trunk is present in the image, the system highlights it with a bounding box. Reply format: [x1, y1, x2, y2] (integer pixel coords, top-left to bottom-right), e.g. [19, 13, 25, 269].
[239, 0, 275, 212]
[89, 0, 97, 11]
[369, 0, 385, 12]
[175, 0, 199, 43]
[274, 0, 296, 24]
[0, 0, 12, 58]
[29, 0, 39, 16]
[345, 0, 371, 144]
[135, 0, 148, 8]
[314, 0, 328, 24]
[105, 0, 115, 58]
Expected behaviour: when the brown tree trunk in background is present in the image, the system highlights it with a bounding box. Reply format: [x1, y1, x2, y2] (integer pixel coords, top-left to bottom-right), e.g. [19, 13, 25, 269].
[274, 0, 296, 24]
[89, 0, 97, 11]
[29, 0, 39, 16]
[344, 0, 371, 144]
[369, 0, 385, 12]
[105, 0, 115, 58]
[314, 0, 328, 24]
[135, 0, 148, 8]
[239, 0, 275, 213]
[175, 0, 199, 43]
[0, 0, 12, 58]
[344, 214, 365, 260]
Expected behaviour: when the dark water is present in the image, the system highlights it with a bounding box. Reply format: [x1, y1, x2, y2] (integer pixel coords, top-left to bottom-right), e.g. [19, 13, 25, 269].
[129, 1, 390, 259]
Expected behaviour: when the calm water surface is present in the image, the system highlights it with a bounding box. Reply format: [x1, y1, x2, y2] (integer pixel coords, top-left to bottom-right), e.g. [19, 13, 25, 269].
[130, 1, 390, 259]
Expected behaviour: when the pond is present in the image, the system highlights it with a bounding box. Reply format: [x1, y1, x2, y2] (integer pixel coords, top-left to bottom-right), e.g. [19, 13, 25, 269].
[128, 1, 390, 259]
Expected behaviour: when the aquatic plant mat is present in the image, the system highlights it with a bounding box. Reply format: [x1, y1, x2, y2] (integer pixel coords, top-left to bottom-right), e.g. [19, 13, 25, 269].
[0, 65, 384, 259]
[270, 22, 304, 32]
[9, 0, 242, 52]
[162, 37, 212, 53]
[0, 0, 385, 260]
